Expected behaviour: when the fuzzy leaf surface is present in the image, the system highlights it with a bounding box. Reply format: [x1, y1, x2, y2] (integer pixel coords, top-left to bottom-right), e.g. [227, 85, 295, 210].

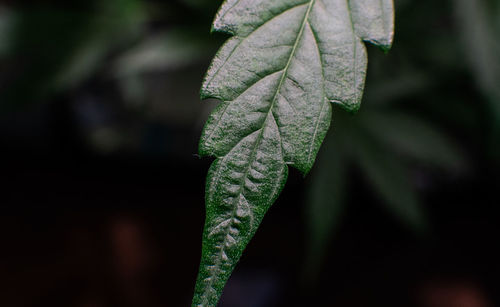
[193, 0, 394, 306]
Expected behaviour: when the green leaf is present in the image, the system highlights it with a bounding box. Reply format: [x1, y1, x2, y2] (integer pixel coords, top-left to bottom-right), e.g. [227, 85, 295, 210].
[304, 131, 346, 284]
[350, 128, 427, 232]
[0, 8, 15, 56]
[112, 28, 218, 77]
[193, 1, 394, 306]
[0, 0, 146, 109]
[360, 111, 466, 171]
[454, 0, 500, 148]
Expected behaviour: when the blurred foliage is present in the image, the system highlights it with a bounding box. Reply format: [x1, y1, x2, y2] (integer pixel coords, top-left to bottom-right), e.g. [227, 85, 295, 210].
[0, 0, 220, 106]
[0, 0, 221, 154]
[454, 0, 500, 153]
[303, 0, 498, 282]
[0, 0, 498, 292]
[0, 7, 14, 56]
[1, 0, 146, 106]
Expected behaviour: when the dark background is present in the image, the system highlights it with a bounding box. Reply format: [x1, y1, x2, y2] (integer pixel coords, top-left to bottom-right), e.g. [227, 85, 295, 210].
[1, 0, 499, 306]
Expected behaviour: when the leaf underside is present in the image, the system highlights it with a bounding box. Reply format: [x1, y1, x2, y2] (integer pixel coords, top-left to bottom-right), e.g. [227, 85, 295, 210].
[193, 0, 394, 306]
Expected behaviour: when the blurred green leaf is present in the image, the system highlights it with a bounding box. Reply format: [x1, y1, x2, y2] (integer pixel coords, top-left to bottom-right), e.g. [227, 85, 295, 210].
[454, 0, 500, 139]
[0, 7, 15, 56]
[360, 111, 466, 171]
[350, 127, 427, 232]
[304, 107, 445, 284]
[1, 0, 146, 109]
[304, 132, 346, 283]
[54, 0, 147, 90]
[363, 71, 435, 106]
[112, 28, 216, 78]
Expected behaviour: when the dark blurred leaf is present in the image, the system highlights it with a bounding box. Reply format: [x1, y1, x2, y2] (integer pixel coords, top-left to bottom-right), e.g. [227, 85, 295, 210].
[360, 111, 466, 171]
[454, 0, 500, 141]
[350, 128, 427, 232]
[1, 0, 146, 109]
[55, 0, 146, 89]
[302, 0, 483, 285]
[304, 132, 346, 283]
[363, 71, 435, 106]
[112, 28, 217, 77]
[0, 7, 15, 56]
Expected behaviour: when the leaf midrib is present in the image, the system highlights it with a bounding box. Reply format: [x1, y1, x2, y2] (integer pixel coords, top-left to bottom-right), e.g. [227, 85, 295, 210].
[226, 0, 316, 218]
[200, 1, 316, 303]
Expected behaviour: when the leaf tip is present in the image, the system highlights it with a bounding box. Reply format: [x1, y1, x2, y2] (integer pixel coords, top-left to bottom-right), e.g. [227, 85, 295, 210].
[365, 38, 393, 53]
[330, 99, 361, 114]
[380, 40, 394, 54]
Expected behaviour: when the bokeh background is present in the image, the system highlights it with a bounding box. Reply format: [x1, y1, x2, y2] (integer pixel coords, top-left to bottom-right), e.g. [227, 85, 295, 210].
[1, 0, 499, 306]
